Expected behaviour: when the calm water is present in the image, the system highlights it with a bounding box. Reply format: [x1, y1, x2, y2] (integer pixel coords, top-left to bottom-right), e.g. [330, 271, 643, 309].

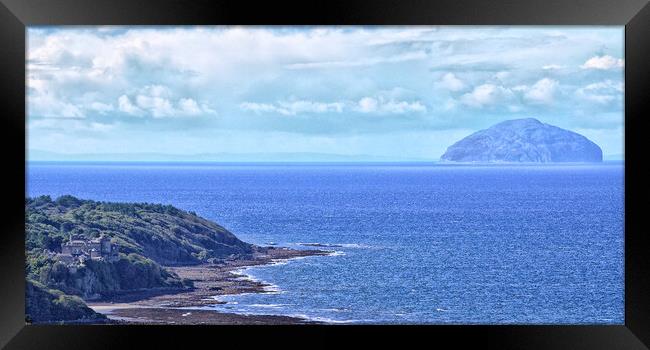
[27, 162, 624, 324]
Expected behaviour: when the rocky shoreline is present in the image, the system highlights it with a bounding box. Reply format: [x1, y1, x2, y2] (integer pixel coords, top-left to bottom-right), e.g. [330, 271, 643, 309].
[87, 246, 332, 325]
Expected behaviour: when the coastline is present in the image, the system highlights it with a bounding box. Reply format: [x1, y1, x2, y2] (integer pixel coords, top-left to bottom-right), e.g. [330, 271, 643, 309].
[87, 246, 332, 325]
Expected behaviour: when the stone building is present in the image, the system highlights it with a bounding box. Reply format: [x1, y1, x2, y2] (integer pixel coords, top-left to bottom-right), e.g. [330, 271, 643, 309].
[56, 234, 119, 266]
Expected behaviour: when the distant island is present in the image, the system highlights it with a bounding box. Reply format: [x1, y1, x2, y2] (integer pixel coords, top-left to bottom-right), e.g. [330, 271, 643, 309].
[26, 195, 330, 324]
[440, 118, 603, 163]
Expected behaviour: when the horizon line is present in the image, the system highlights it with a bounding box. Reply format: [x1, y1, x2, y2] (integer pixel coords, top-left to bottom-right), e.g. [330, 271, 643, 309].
[26, 160, 625, 165]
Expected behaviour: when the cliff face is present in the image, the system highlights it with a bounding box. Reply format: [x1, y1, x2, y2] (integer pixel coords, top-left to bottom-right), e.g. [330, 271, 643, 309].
[26, 195, 257, 321]
[33, 253, 191, 300]
[440, 118, 603, 163]
[25, 279, 107, 324]
[27, 195, 254, 266]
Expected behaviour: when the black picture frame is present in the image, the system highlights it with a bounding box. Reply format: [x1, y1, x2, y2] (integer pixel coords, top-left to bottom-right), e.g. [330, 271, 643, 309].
[1, 0, 648, 348]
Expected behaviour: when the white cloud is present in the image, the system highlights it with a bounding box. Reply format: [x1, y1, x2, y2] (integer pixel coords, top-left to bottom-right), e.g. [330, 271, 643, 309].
[29, 93, 85, 119]
[460, 84, 514, 108]
[88, 102, 114, 114]
[118, 95, 144, 116]
[357, 97, 379, 113]
[240, 102, 283, 114]
[284, 51, 428, 70]
[143, 85, 172, 98]
[135, 94, 174, 117]
[438, 73, 466, 92]
[279, 100, 345, 114]
[240, 100, 344, 116]
[580, 55, 624, 70]
[459, 78, 560, 108]
[241, 97, 426, 116]
[582, 80, 624, 92]
[118, 85, 215, 118]
[576, 80, 624, 104]
[523, 78, 559, 105]
[355, 97, 426, 114]
[178, 98, 202, 115]
[542, 64, 565, 70]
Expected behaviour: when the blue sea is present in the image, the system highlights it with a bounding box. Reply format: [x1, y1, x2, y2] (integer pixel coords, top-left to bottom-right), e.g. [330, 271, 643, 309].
[26, 162, 625, 324]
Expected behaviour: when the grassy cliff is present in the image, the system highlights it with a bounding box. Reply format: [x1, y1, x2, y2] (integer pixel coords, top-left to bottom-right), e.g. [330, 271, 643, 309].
[27, 195, 254, 266]
[26, 195, 259, 322]
[25, 279, 107, 324]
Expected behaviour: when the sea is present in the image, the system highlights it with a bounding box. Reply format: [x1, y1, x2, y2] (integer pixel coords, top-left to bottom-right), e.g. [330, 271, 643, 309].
[26, 162, 625, 324]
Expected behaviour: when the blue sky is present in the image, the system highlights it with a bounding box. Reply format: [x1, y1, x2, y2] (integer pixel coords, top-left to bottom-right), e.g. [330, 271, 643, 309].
[27, 26, 624, 161]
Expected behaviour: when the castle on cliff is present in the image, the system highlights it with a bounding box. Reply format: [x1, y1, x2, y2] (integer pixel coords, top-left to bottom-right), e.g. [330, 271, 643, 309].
[55, 234, 119, 266]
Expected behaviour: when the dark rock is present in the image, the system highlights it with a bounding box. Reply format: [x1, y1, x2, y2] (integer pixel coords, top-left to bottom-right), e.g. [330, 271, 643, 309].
[26, 279, 107, 324]
[440, 118, 603, 163]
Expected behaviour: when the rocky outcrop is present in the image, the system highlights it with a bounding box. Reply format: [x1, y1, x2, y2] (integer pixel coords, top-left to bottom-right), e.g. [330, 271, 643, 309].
[27, 195, 254, 266]
[26, 195, 250, 305]
[25, 279, 107, 324]
[25, 196, 267, 323]
[440, 118, 603, 163]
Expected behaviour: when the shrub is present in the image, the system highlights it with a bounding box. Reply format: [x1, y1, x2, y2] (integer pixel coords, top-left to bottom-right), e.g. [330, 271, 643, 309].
[56, 195, 82, 207]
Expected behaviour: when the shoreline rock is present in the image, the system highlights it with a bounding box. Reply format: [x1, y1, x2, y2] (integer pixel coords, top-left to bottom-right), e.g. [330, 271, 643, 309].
[87, 247, 332, 324]
[27, 195, 335, 325]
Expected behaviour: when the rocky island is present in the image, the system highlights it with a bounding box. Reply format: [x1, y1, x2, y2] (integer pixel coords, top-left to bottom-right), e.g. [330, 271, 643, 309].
[26, 195, 330, 324]
[440, 118, 603, 163]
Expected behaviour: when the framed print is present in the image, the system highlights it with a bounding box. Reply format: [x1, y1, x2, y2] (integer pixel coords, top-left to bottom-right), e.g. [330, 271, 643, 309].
[1, 0, 649, 349]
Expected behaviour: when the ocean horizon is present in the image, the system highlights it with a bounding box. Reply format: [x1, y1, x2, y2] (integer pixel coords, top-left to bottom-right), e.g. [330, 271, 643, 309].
[26, 162, 625, 324]
[26, 159, 625, 166]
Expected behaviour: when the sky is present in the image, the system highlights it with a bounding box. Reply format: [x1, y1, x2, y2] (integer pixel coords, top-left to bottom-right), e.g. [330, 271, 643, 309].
[27, 26, 625, 161]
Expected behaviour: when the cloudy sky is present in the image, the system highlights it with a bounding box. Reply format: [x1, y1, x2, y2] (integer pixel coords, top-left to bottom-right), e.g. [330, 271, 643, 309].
[27, 26, 624, 161]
